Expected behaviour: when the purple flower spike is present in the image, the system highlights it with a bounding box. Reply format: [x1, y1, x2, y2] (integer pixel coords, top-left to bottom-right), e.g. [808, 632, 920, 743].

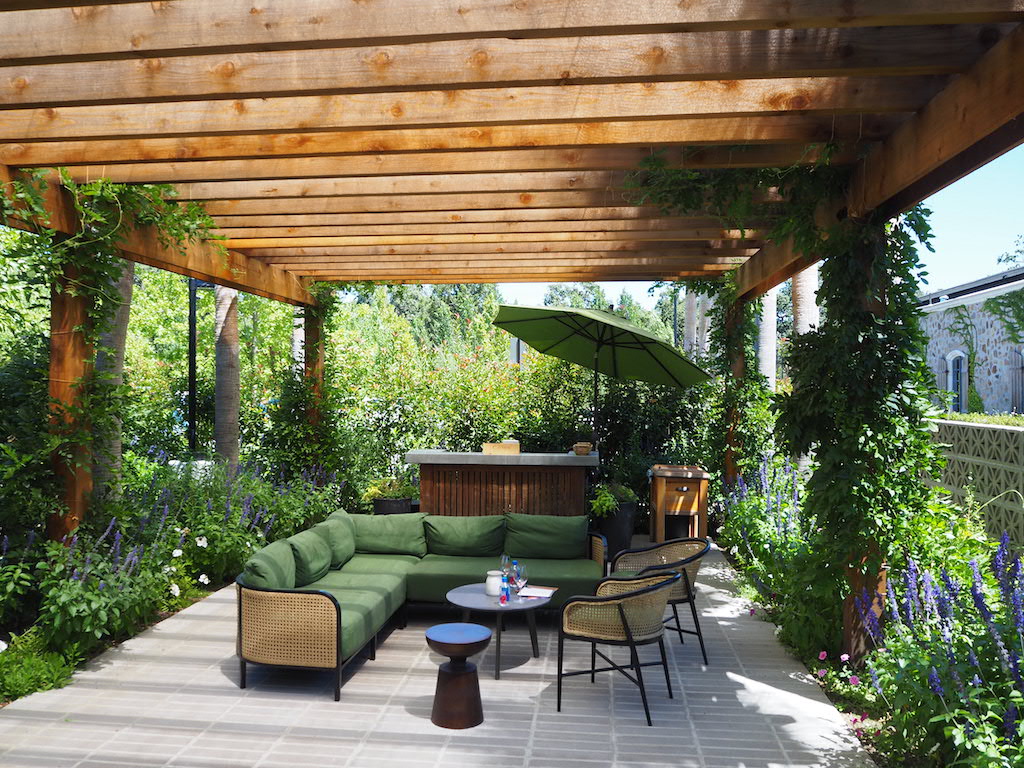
[928, 667, 944, 697]
[1005, 704, 1019, 743]
[111, 530, 122, 568]
[97, 517, 117, 546]
[869, 665, 883, 697]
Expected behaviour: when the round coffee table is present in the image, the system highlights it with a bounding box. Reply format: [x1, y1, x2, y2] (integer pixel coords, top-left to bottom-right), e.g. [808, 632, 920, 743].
[445, 583, 552, 680]
[425, 623, 491, 729]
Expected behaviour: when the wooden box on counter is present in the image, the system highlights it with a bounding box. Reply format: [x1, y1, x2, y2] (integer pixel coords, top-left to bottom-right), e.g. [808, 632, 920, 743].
[650, 465, 710, 542]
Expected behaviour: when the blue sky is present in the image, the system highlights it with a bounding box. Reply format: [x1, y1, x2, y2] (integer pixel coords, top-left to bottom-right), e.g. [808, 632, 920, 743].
[499, 144, 1024, 308]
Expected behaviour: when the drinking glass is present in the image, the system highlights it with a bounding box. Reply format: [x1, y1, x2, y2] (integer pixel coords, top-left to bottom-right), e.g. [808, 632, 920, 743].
[514, 563, 528, 600]
[500, 553, 511, 576]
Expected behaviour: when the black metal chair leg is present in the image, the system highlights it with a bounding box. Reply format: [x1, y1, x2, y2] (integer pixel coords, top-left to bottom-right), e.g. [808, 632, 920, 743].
[658, 637, 673, 698]
[630, 642, 652, 727]
[671, 603, 684, 643]
[556, 633, 564, 712]
[368, 635, 376, 661]
[239, 658, 246, 689]
[689, 597, 708, 664]
[398, 603, 408, 629]
[334, 663, 342, 702]
[590, 642, 596, 684]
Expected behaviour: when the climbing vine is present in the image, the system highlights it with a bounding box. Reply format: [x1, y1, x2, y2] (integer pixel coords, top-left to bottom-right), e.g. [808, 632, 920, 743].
[629, 147, 947, 651]
[948, 304, 985, 412]
[0, 170, 222, 529]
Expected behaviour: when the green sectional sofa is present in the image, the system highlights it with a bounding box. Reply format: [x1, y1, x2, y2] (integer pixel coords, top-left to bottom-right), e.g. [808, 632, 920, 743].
[236, 511, 606, 699]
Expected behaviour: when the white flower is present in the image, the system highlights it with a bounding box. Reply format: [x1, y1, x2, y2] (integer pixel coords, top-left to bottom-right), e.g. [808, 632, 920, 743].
[172, 548, 183, 558]
[162, 565, 173, 574]
[195, 536, 208, 549]
[169, 583, 180, 597]
[198, 574, 210, 585]
[0, 640, 7, 654]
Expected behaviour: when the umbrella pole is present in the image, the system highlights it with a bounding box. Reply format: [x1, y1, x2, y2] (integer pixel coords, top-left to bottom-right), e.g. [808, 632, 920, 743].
[592, 345, 599, 446]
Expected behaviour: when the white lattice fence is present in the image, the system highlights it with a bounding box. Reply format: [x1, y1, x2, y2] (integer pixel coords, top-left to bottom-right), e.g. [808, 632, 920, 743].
[931, 419, 1024, 544]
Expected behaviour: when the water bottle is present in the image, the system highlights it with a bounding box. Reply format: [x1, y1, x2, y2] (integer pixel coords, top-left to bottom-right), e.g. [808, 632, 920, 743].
[500, 574, 510, 605]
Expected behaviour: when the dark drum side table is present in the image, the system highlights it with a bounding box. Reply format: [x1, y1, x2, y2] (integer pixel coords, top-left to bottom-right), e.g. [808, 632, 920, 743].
[445, 583, 552, 680]
[425, 623, 492, 729]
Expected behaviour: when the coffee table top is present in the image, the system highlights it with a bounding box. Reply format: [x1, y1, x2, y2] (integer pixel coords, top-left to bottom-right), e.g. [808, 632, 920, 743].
[446, 582, 552, 612]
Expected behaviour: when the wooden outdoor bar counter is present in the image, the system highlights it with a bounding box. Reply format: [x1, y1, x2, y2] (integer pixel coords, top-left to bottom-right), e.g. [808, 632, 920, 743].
[406, 450, 599, 517]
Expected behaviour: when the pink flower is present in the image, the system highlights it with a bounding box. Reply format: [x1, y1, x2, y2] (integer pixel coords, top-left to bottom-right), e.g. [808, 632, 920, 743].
[818, 651, 828, 661]
[849, 675, 860, 686]
[840, 653, 850, 662]
[817, 669, 826, 678]
[749, 608, 756, 616]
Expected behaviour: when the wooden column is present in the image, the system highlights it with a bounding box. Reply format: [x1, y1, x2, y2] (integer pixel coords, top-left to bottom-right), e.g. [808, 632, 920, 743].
[47, 263, 93, 541]
[304, 308, 324, 425]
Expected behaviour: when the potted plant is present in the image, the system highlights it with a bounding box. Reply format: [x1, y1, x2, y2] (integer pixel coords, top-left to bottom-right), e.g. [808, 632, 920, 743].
[361, 475, 418, 515]
[589, 482, 639, 560]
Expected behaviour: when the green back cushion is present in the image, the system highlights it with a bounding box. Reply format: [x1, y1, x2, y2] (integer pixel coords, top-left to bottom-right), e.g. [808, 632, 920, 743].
[352, 512, 427, 557]
[505, 513, 588, 559]
[424, 515, 505, 557]
[240, 540, 296, 589]
[312, 513, 356, 568]
[287, 529, 332, 586]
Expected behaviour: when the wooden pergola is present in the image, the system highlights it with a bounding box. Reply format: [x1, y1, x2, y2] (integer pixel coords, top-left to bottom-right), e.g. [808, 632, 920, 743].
[1, 2, 1022, 531]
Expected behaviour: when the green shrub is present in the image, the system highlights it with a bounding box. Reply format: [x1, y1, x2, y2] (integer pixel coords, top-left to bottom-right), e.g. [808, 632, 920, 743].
[939, 412, 1024, 428]
[0, 629, 77, 703]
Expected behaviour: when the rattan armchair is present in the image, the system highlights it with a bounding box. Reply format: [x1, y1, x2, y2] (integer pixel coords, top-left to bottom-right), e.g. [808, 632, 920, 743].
[612, 537, 711, 664]
[557, 572, 679, 727]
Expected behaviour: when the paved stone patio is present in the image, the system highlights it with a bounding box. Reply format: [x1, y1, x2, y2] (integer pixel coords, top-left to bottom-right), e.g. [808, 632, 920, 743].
[0, 547, 874, 768]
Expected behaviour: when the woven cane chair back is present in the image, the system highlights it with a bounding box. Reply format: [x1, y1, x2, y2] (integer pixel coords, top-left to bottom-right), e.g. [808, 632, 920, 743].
[614, 539, 709, 601]
[238, 586, 337, 668]
[562, 573, 677, 643]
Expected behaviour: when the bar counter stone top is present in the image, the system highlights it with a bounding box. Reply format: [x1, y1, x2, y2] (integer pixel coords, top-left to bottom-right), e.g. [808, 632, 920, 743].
[405, 449, 599, 467]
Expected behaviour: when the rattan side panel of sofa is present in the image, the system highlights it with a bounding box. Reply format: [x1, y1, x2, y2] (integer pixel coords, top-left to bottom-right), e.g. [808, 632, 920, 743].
[239, 586, 338, 668]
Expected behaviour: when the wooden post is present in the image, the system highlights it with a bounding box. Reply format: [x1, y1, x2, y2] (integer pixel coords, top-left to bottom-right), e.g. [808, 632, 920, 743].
[214, 285, 240, 469]
[304, 308, 324, 425]
[47, 263, 93, 541]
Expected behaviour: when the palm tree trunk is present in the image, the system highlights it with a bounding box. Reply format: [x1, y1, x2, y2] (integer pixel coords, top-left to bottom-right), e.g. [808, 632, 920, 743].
[697, 294, 713, 356]
[684, 289, 698, 353]
[757, 285, 778, 391]
[214, 285, 240, 469]
[92, 259, 134, 500]
[792, 262, 820, 334]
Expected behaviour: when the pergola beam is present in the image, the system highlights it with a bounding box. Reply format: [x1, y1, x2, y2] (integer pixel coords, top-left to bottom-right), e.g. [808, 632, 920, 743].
[1, 115, 898, 166]
[61, 145, 853, 185]
[6, 26, 1009, 109]
[244, 242, 755, 260]
[849, 22, 1024, 217]
[0, 167, 314, 306]
[0, 77, 937, 141]
[4, 1, 1021, 63]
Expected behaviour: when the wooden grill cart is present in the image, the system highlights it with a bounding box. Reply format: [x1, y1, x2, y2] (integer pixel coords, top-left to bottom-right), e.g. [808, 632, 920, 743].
[649, 465, 710, 542]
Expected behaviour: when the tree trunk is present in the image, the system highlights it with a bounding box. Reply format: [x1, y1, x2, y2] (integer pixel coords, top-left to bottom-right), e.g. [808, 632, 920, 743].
[792, 262, 820, 335]
[757, 285, 778, 391]
[291, 305, 304, 372]
[683, 289, 698, 354]
[697, 294, 713, 356]
[92, 260, 134, 501]
[214, 285, 240, 469]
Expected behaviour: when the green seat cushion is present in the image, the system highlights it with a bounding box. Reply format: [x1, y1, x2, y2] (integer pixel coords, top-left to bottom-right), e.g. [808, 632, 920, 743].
[340, 553, 421, 578]
[407, 555, 601, 608]
[424, 515, 505, 557]
[505, 513, 589, 559]
[406, 555, 498, 603]
[523, 558, 603, 607]
[303, 587, 390, 660]
[352, 512, 427, 557]
[287, 529, 332, 587]
[306, 571, 406, 616]
[239, 540, 296, 589]
[311, 513, 356, 568]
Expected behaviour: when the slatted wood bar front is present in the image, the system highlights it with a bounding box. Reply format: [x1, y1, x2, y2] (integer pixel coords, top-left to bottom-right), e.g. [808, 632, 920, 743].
[407, 450, 599, 517]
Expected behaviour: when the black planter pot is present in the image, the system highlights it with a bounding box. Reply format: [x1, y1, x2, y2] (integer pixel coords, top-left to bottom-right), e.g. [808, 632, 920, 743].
[372, 498, 413, 515]
[595, 501, 637, 562]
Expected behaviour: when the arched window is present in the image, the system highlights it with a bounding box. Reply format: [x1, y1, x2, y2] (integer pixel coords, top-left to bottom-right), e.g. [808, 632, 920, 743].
[946, 350, 968, 413]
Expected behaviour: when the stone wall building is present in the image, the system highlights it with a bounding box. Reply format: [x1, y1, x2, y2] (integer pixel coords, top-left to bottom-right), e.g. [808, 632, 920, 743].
[919, 267, 1024, 414]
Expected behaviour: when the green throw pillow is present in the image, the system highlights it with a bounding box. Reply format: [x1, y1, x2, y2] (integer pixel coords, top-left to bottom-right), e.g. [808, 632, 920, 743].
[424, 515, 505, 557]
[240, 540, 296, 589]
[312, 513, 356, 568]
[287, 529, 332, 586]
[505, 513, 588, 559]
[352, 512, 427, 557]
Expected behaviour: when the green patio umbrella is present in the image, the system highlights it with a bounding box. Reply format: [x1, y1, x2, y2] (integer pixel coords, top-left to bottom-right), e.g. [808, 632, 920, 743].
[492, 304, 711, 442]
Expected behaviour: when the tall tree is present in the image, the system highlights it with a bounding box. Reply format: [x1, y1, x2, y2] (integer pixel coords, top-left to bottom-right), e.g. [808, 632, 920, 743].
[684, 289, 698, 353]
[792, 263, 820, 334]
[757, 285, 778, 390]
[92, 259, 134, 499]
[214, 285, 240, 468]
